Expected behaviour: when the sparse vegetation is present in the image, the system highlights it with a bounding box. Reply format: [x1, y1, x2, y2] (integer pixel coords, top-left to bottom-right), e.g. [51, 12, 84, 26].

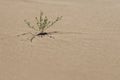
[19, 11, 62, 42]
[24, 11, 62, 34]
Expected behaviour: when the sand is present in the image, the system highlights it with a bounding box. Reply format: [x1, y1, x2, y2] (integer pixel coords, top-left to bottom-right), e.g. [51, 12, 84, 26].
[0, 0, 120, 80]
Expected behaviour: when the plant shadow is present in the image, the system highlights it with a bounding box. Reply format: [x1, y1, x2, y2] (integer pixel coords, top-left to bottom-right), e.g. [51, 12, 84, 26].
[17, 31, 82, 42]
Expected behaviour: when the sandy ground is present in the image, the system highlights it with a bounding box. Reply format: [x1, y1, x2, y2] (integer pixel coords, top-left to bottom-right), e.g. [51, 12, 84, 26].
[0, 0, 120, 80]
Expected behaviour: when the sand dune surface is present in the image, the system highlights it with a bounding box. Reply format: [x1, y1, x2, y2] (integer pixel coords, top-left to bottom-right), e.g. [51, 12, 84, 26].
[0, 0, 120, 80]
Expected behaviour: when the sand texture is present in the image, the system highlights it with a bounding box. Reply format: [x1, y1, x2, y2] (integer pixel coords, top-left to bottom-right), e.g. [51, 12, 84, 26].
[0, 0, 120, 80]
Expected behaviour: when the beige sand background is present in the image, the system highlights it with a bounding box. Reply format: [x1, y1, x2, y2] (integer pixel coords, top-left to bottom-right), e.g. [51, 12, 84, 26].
[0, 0, 120, 80]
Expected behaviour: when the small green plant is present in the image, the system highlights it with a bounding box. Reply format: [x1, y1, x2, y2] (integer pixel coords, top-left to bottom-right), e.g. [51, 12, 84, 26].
[24, 11, 62, 33]
[21, 11, 62, 42]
